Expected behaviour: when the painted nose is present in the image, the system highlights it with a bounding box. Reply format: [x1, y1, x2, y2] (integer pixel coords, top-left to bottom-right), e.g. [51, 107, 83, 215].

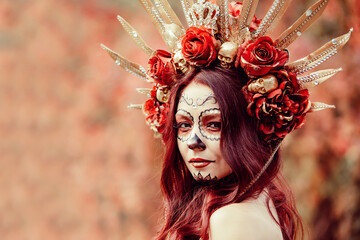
[187, 133, 206, 150]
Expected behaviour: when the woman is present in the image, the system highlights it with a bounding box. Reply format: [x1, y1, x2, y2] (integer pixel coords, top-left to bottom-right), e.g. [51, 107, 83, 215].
[101, 0, 351, 239]
[157, 67, 302, 240]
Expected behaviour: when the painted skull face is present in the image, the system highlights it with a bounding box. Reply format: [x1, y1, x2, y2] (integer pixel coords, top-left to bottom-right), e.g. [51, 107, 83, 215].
[175, 81, 232, 182]
[248, 74, 279, 94]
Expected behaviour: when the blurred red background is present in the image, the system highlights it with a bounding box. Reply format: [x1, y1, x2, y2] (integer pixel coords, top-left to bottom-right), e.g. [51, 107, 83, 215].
[0, 0, 359, 239]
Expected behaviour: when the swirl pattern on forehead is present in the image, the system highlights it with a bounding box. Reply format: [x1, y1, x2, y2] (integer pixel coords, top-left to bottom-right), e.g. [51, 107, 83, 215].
[179, 94, 194, 106]
[199, 108, 221, 141]
[196, 95, 217, 107]
[179, 93, 217, 109]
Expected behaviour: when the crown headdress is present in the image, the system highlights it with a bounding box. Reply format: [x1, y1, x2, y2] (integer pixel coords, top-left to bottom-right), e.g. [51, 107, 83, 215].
[101, 0, 352, 141]
[187, 0, 220, 32]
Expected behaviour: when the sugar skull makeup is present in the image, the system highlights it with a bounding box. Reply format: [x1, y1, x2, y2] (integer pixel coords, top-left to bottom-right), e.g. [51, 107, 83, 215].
[175, 81, 232, 181]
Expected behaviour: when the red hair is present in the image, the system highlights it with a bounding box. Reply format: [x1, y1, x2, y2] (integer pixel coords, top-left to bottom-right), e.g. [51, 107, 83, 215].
[155, 67, 303, 240]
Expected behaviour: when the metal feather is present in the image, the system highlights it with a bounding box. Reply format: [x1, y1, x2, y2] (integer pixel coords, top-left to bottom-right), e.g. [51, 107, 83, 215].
[117, 16, 154, 57]
[297, 68, 342, 89]
[136, 88, 152, 96]
[286, 29, 353, 74]
[217, 0, 230, 40]
[309, 102, 335, 112]
[128, 104, 144, 110]
[275, 0, 329, 49]
[138, 0, 166, 33]
[154, 0, 183, 28]
[100, 44, 147, 81]
[180, 0, 192, 26]
[237, 0, 259, 30]
[252, 0, 292, 39]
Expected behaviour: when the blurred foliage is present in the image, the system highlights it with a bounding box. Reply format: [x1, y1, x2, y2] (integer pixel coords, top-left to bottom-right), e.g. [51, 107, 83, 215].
[0, 0, 359, 239]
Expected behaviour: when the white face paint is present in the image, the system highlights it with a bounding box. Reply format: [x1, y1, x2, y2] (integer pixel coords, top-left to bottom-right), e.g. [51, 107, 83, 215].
[175, 82, 232, 181]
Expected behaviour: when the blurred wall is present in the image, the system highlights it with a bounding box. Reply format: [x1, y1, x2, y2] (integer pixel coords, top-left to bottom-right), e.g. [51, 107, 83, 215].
[0, 0, 359, 239]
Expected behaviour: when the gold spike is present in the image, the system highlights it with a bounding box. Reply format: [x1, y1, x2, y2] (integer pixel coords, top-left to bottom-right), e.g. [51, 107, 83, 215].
[139, 0, 185, 51]
[217, 0, 230, 40]
[238, 0, 259, 30]
[180, 0, 192, 26]
[252, 0, 291, 39]
[117, 16, 154, 57]
[309, 102, 335, 112]
[163, 23, 185, 51]
[154, 0, 183, 28]
[298, 68, 342, 89]
[128, 104, 144, 110]
[183, 0, 193, 10]
[136, 88, 152, 96]
[275, 0, 329, 49]
[101, 44, 147, 80]
[228, 18, 240, 43]
[229, 27, 251, 44]
[138, 0, 165, 33]
[286, 29, 353, 74]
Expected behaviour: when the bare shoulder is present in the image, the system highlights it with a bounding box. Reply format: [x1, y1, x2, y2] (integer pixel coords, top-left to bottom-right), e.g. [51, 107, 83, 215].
[209, 192, 283, 240]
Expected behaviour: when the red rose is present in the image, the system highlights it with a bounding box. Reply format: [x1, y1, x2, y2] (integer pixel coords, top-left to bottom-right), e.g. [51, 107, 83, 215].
[240, 36, 289, 77]
[229, 2, 260, 32]
[144, 98, 158, 117]
[181, 26, 218, 67]
[148, 50, 176, 86]
[245, 70, 311, 141]
[143, 85, 170, 135]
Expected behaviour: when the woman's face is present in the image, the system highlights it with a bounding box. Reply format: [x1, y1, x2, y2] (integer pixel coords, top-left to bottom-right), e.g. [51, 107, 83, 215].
[175, 81, 232, 181]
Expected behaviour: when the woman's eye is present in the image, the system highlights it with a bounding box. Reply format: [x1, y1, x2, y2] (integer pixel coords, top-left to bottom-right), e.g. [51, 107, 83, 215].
[206, 122, 221, 131]
[177, 122, 192, 132]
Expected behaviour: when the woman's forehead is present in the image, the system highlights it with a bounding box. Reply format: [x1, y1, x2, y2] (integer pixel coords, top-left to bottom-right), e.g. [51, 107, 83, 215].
[177, 82, 219, 111]
[181, 82, 212, 97]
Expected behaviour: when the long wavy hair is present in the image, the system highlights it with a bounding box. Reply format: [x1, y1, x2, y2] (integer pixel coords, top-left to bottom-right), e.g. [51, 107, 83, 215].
[155, 67, 303, 240]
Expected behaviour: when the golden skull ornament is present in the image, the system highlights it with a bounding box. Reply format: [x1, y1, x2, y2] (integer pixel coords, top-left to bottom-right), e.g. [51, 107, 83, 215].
[218, 42, 238, 68]
[248, 75, 279, 94]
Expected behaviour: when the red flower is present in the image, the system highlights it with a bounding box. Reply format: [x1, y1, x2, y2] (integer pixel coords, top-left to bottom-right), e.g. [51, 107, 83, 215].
[229, 2, 260, 32]
[181, 26, 218, 67]
[144, 98, 158, 117]
[148, 50, 176, 86]
[143, 85, 170, 135]
[245, 70, 311, 141]
[240, 36, 289, 77]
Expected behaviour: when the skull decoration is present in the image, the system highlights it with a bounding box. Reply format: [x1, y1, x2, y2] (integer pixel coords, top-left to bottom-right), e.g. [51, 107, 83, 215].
[156, 85, 170, 103]
[173, 50, 190, 74]
[218, 42, 238, 68]
[248, 74, 279, 94]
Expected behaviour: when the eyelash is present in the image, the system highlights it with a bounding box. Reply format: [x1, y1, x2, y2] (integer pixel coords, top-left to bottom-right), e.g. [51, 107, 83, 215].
[206, 122, 221, 130]
[175, 122, 192, 131]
